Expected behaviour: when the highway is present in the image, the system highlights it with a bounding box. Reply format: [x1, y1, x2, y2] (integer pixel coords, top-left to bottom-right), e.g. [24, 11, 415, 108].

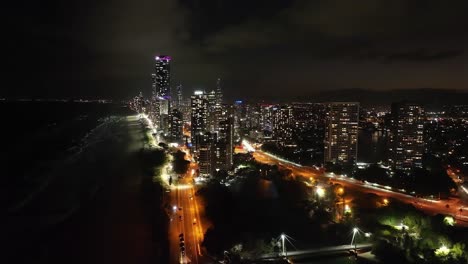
[250, 146, 468, 226]
[141, 116, 207, 264]
[166, 154, 207, 264]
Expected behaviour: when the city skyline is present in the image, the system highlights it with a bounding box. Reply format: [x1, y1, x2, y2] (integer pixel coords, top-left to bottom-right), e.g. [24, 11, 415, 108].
[3, 2, 468, 263]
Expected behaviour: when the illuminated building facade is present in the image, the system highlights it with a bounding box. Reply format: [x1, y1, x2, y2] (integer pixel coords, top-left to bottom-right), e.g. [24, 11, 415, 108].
[272, 105, 294, 144]
[389, 102, 425, 170]
[324, 102, 359, 164]
[153, 55, 171, 99]
[190, 87, 233, 175]
[195, 132, 214, 175]
[191, 90, 208, 149]
[152, 55, 171, 132]
[170, 108, 183, 141]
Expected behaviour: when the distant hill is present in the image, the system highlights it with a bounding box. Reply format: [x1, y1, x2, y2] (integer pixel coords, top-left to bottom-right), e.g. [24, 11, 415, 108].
[296, 88, 468, 107]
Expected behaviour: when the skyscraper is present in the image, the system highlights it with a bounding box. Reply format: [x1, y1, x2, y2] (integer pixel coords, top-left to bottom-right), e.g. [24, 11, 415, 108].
[196, 132, 215, 175]
[191, 90, 208, 148]
[153, 55, 171, 98]
[233, 100, 245, 140]
[170, 108, 183, 141]
[213, 78, 224, 133]
[152, 55, 171, 132]
[175, 84, 183, 109]
[215, 78, 223, 106]
[218, 115, 234, 169]
[324, 102, 359, 164]
[190, 87, 234, 175]
[389, 102, 425, 170]
[272, 105, 294, 145]
[207, 90, 217, 132]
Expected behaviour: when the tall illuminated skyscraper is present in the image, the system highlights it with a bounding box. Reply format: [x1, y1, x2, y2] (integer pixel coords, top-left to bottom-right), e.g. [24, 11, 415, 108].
[218, 114, 234, 169]
[153, 55, 171, 98]
[175, 84, 183, 109]
[272, 105, 294, 144]
[191, 90, 208, 147]
[324, 102, 359, 164]
[389, 102, 425, 170]
[207, 90, 217, 132]
[170, 108, 183, 141]
[152, 55, 171, 132]
[190, 88, 233, 175]
[215, 78, 223, 105]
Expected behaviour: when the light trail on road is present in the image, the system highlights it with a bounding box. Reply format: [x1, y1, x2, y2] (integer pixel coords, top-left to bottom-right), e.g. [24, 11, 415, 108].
[166, 148, 206, 264]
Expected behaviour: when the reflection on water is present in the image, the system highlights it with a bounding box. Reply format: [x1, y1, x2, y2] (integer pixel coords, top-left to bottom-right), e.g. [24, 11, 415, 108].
[257, 179, 278, 199]
[358, 130, 388, 163]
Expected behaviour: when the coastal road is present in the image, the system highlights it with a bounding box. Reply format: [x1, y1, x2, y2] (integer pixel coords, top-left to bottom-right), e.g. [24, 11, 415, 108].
[251, 147, 468, 226]
[166, 160, 207, 264]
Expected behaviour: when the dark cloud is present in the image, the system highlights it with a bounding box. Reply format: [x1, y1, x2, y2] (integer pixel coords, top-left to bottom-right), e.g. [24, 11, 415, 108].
[2, 0, 468, 100]
[384, 50, 464, 63]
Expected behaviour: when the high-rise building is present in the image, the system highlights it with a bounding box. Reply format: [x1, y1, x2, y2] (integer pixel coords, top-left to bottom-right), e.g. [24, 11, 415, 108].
[191, 90, 208, 148]
[260, 104, 275, 132]
[213, 78, 224, 133]
[215, 78, 223, 105]
[389, 102, 425, 170]
[175, 84, 183, 109]
[233, 100, 246, 139]
[152, 55, 171, 132]
[153, 55, 171, 98]
[195, 132, 215, 175]
[245, 104, 261, 130]
[207, 90, 217, 132]
[324, 102, 359, 164]
[218, 115, 234, 169]
[272, 105, 294, 144]
[170, 108, 183, 141]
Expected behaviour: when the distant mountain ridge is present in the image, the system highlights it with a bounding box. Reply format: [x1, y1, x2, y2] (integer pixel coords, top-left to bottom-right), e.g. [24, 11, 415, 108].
[298, 88, 468, 107]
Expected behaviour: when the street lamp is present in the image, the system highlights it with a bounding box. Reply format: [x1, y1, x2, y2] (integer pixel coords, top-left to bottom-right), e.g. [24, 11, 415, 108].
[351, 227, 358, 248]
[337, 187, 344, 195]
[281, 233, 286, 257]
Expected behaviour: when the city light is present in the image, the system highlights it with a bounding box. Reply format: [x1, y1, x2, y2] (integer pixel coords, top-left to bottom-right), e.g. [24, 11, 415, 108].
[394, 222, 409, 231]
[241, 139, 256, 152]
[435, 245, 451, 256]
[383, 198, 389, 206]
[344, 204, 351, 214]
[461, 185, 468, 195]
[176, 184, 192, 190]
[316, 186, 325, 198]
[336, 187, 344, 195]
[350, 227, 359, 247]
[14, 2, 468, 263]
[280, 233, 287, 257]
[444, 216, 455, 226]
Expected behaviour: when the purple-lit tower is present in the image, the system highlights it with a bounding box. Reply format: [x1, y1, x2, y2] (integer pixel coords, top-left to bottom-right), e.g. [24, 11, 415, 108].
[153, 55, 171, 98]
[152, 55, 171, 132]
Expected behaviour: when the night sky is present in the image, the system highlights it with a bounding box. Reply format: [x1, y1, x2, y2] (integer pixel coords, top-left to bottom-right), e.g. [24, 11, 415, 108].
[3, 0, 468, 100]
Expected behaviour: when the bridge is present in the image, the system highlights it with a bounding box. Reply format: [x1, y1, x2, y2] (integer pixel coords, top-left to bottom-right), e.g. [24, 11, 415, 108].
[256, 243, 373, 260]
